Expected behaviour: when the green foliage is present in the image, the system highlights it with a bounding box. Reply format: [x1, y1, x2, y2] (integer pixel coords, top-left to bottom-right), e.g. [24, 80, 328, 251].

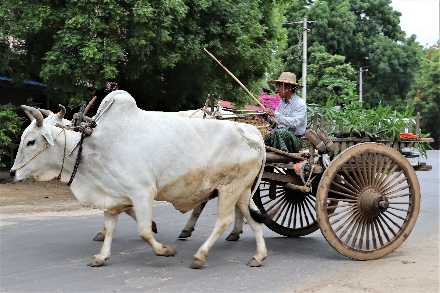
[0, 104, 24, 168]
[1, 0, 286, 111]
[300, 52, 357, 105]
[308, 94, 431, 156]
[404, 42, 440, 149]
[282, 0, 423, 108]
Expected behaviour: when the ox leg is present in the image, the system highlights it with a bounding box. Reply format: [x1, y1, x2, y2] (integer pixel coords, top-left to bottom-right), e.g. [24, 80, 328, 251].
[88, 211, 118, 267]
[225, 206, 243, 241]
[178, 202, 207, 239]
[191, 193, 236, 269]
[133, 196, 177, 258]
[93, 208, 157, 241]
[236, 190, 267, 267]
[122, 208, 158, 233]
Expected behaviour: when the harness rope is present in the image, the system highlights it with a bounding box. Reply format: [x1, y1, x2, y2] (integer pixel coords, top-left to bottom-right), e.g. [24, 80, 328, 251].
[67, 131, 86, 186]
[67, 120, 96, 186]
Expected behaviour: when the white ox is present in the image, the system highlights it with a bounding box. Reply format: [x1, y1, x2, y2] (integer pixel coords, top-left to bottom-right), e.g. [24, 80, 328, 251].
[37, 104, 244, 241]
[11, 90, 267, 268]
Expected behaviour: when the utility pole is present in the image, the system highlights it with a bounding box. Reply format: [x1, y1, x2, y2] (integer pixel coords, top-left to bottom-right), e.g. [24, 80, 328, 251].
[302, 18, 308, 102]
[283, 18, 316, 103]
[359, 67, 368, 101]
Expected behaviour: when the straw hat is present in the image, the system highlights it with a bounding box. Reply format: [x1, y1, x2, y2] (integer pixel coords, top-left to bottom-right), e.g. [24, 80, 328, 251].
[269, 72, 303, 88]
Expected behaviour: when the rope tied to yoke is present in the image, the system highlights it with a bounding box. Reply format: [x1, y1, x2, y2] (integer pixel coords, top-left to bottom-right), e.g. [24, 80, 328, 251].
[67, 119, 96, 186]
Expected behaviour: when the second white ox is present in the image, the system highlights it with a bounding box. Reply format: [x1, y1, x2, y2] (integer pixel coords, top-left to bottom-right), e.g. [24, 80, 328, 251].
[11, 90, 267, 268]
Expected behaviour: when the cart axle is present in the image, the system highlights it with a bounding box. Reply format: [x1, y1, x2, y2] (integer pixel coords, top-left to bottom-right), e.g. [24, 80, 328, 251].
[359, 189, 389, 217]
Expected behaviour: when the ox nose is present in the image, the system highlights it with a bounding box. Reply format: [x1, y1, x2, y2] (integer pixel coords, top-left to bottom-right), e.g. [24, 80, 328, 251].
[10, 169, 16, 178]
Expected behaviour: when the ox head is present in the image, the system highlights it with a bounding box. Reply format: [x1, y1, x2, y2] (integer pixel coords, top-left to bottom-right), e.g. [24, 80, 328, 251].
[10, 105, 57, 181]
[39, 104, 70, 127]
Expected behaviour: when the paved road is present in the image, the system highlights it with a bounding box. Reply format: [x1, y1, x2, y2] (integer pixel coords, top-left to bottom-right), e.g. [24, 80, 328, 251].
[1, 151, 438, 292]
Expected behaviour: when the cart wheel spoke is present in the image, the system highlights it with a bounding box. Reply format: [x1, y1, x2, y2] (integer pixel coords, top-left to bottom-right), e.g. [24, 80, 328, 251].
[350, 216, 365, 248]
[378, 214, 397, 237]
[303, 196, 317, 223]
[357, 217, 367, 249]
[280, 201, 292, 227]
[341, 166, 361, 192]
[273, 198, 290, 222]
[381, 170, 404, 192]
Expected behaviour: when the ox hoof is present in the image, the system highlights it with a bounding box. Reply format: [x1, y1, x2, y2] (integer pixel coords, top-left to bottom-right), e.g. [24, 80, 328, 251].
[93, 231, 105, 241]
[87, 256, 106, 267]
[225, 232, 240, 241]
[161, 245, 177, 257]
[178, 229, 193, 239]
[190, 257, 205, 269]
[246, 257, 262, 267]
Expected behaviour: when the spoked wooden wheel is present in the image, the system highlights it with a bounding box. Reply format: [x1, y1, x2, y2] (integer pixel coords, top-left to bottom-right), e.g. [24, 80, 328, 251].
[317, 143, 420, 260]
[253, 168, 323, 237]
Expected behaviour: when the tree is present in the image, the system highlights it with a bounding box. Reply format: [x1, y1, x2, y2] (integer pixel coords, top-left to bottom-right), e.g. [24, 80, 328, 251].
[281, 0, 422, 108]
[303, 52, 357, 105]
[404, 43, 440, 149]
[0, 104, 24, 168]
[1, 0, 286, 111]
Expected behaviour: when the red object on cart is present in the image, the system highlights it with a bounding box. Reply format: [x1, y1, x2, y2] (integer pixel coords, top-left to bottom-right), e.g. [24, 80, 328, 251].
[399, 132, 419, 139]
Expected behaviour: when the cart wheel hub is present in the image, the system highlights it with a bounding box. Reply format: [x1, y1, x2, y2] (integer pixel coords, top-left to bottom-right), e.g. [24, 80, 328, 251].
[359, 189, 388, 217]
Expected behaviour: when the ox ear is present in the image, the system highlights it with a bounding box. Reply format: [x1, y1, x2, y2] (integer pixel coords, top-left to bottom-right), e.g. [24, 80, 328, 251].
[42, 130, 55, 146]
[21, 105, 44, 127]
[57, 104, 66, 119]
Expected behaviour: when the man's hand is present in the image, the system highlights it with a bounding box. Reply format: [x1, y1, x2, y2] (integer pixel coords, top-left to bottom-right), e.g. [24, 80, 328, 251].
[263, 108, 275, 116]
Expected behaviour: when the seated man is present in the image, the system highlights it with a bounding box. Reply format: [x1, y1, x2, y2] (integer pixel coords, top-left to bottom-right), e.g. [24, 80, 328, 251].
[263, 72, 307, 153]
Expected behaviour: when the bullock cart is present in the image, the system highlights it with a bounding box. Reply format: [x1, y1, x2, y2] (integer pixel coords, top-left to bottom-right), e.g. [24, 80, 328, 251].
[247, 112, 434, 260]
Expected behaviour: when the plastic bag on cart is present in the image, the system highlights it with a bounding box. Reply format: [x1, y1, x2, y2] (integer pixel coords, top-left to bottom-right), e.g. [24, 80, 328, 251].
[322, 154, 331, 169]
[314, 153, 331, 169]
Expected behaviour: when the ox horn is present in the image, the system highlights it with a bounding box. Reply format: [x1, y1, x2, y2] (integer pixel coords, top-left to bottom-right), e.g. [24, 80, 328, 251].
[57, 104, 66, 119]
[21, 106, 35, 121]
[21, 105, 44, 127]
[38, 108, 54, 117]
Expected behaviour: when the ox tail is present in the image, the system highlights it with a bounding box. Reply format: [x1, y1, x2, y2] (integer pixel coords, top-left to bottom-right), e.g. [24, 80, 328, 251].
[249, 206, 270, 224]
[248, 147, 269, 224]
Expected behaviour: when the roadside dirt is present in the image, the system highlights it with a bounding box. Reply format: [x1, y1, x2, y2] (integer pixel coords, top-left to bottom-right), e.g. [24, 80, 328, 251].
[0, 169, 83, 215]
